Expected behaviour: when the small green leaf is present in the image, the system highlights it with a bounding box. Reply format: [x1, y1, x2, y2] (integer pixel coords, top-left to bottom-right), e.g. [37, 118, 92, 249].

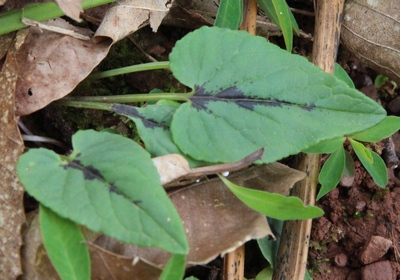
[159, 254, 186, 280]
[317, 146, 345, 200]
[351, 116, 400, 143]
[219, 175, 324, 220]
[255, 267, 274, 280]
[214, 0, 243, 30]
[40, 204, 90, 280]
[375, 74, 389, 88]
[343, 150, 355, 178]
[169, 27, 385, 164]
[17, 130, 188, 254]
[257, 0, 297, 51]
[257, 218, 283, 269]
[351, 142, 388, 187]
[334, 63, 355, 89]
[349, 138, 373, 164]
[302, 137, 345, 154]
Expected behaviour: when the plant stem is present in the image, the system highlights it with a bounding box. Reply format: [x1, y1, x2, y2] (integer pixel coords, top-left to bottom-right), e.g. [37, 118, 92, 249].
[55, 101, 114, 111]
[89, 61, 170, 79]
[57, 92, 192, 108]
[0, 0, 116, 35]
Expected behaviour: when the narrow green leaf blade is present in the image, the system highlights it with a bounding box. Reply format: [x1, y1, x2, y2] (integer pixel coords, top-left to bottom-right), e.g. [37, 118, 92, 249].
[350, 138, 373, 164]
[40, 204, 90, 280]
[302, 137, 345, 154]
[17, 130, 188, 254]
[219, 175, 324, 220]
[334, 63, 355, 89]
[257, 0, 295, 51]
[159, 254, 186, 280]
[214, 0, 243, 29]
[351, 116, 400, 143]
[351, 142, 388, 187]
[317, 146, 345, 200]
[169, 27, 386, 164]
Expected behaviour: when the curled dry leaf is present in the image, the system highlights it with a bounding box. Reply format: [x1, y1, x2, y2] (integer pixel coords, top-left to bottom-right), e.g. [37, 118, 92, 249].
[0, 30, 27, 278]
[342, 0, 400, 84]
[94, 0, 170, 43]
[153, 149, 263, 187]
[94, 163, 305, 267]
[14, 18, 111, 116]
[55, 0, 84, 22]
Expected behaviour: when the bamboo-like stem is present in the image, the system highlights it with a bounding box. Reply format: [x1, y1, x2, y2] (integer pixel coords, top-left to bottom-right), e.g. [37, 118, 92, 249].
[222, 1, 258, 279]
[0, 0, 116, 35]
[223, 245, 245, 280]
[273, 1, 345, 279]
[239, 0, 258, 35]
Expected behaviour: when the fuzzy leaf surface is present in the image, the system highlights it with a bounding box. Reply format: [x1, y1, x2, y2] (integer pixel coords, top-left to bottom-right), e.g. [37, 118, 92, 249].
[219, 175, 324, 220]
[40, 205, 90, 280]
[17, 130, 188, 254]
[169, 27, 386, 164]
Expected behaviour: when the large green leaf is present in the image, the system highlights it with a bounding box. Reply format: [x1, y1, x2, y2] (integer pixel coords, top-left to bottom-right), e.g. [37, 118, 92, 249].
[40, 205, 90, 280]
[17, 130, 188, 254]
[169, 27, 386, 164]
[219, 175, 324, 220]
[214, 0, 243, 30]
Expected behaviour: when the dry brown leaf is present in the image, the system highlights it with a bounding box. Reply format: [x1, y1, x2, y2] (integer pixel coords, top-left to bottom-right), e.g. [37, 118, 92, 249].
[96, 163, 305, 267]
[55, 0, 84, 22]
[21, 163, 305, 278]
[153, 149, 263, 187]
[0, 33, 15, 61]
[21, 212, 162, 280]
[0, 30, 27, 279]
[94, 0, 170, 43]
[14, 18, 111, 116]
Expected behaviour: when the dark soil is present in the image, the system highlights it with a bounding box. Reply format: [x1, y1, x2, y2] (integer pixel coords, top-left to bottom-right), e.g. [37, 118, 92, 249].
[308, 57, 400, 280]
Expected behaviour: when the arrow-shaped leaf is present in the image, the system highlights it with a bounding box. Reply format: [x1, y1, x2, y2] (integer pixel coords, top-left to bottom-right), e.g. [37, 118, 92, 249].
[17, 130, 188, 254]
[169, 27, 386, 164]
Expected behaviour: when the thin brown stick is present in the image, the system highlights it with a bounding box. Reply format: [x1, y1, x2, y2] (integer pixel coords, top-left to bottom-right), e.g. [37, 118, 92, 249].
[223, 245, 245, 280]
[239, 0, 258, 35]
[273, 1, 345, 279]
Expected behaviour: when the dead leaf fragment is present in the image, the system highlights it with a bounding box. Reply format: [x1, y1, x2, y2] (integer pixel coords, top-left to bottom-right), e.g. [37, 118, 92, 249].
[55, 0, 84, 22]
[21, 163, 305, 279]
[97, 163, 305, 267]
[94, 0, 170, 43]
[14, 18, 111, 116]
[0, 30, 27, 279]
